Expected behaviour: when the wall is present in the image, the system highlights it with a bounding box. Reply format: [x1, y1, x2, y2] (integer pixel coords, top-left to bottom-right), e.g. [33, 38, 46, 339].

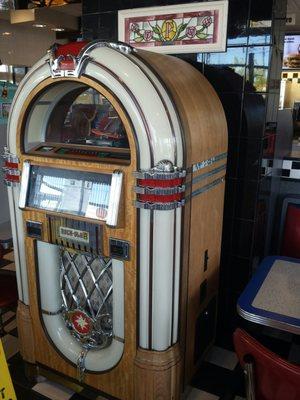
[282, 71, 300, 108]
[81, 0, 287, 347]
[0, 19, 59, 66]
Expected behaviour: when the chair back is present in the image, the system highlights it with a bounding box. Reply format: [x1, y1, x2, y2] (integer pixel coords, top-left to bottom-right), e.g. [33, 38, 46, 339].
[233, 328, 300, 400]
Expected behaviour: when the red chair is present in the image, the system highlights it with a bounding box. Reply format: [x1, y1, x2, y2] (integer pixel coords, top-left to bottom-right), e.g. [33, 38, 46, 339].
[281, 203, 300, 258]
[0, 272, 18, 336]
[233, 328, 300, 400]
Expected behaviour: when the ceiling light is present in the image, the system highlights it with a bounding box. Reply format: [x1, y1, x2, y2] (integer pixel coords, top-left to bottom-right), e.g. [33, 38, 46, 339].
[2, 32, 12, 36]
[51, 27, 66, 32]
[32, 24, 47, 28]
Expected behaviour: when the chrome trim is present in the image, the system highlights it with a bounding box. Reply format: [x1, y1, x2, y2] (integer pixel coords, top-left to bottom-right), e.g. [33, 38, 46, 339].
[237, 305, 300, 335]
[19, 161, 31, 209]
[189, 164, 227, 186]
[2, 147, 19, 163]
[187, 176, 225, 200]
[244, 356, 256, 400]
[78, 41, 136, 59]
[77, 348, 88, 383]
[134, 200, 185, 210]
[133, 170, 186, 180]
[192, 152, 227, 173]
[106, 170, 123, 227]
[134, 185, 185, 195]
[41, 307, 63, 316]
[49, 53, 91, 79]
[113, 335, 125, 343]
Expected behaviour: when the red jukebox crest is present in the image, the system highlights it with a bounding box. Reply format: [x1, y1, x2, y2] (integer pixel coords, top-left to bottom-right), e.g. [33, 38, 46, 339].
[6, 40, 227, 399]
[70, 310, 93, 336]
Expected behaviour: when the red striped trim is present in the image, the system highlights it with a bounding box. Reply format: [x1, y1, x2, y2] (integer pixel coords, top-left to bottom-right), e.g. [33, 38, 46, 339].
[138, 178, 183, 188]
[5, 173, 19, 182]
[5, 161, 18, 169]
[138, 193, 183, 203]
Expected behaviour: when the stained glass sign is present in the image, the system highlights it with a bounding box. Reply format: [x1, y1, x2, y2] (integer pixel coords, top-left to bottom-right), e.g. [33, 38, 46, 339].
[118, 1, 228, 54]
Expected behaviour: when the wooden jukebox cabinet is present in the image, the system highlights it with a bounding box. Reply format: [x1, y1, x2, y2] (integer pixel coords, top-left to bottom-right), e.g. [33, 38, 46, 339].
[5, 41, 227, 399]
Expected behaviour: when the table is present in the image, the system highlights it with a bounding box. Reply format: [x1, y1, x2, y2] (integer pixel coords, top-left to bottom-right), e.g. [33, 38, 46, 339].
[237, 256, 300, 335]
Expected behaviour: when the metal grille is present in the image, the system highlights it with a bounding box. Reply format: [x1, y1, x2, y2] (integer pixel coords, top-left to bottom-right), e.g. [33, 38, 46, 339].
[60, 250, 113, 349]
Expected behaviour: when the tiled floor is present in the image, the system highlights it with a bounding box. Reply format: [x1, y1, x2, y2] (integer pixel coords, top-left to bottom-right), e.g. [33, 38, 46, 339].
[0, 250, 257, 399]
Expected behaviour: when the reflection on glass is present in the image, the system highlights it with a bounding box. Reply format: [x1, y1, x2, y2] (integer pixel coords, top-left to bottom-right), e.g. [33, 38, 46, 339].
[204, 47, 247, 79]
[246, 46, 270, 92]
[46, 88, 129, 149]
[27, 166, 112, 221]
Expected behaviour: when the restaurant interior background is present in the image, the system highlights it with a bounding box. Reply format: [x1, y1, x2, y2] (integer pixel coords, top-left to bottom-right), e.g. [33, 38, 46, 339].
[0, 0, 300, 398]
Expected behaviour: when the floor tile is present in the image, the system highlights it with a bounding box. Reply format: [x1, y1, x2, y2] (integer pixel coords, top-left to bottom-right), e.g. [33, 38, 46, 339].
[186, 387, 219, 400]
[1, 334, 19, 360]
[0, 258, 12, 268]
[204, 345, 238, 370]
[3, 262, 16, 271]
[32, 380, 75, 400]
[3, 314, 17, 334]
[4, 251, 15, 262]
[191, 361, 245, 398]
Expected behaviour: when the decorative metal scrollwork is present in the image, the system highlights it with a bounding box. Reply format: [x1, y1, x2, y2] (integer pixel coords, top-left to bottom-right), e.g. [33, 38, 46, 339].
[60, 250, 113, 350]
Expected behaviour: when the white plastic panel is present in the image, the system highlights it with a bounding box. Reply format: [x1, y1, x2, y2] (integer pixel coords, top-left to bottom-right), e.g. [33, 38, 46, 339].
[88, 47, 177, 166]
[139, 209, 151, 349]
[37, 241, 61, 312]
[152, 210, 174, 350]
[172, 207, 182, 344]
[127, 53, 184, 167]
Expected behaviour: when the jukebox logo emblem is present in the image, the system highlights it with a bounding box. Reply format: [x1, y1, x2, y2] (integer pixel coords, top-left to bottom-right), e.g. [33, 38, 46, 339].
[70, 310, 93, 336]
[59, 227, 90, 244]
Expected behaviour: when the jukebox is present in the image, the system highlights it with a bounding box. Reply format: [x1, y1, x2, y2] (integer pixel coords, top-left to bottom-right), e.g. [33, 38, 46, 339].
[4, 41, 227, 399]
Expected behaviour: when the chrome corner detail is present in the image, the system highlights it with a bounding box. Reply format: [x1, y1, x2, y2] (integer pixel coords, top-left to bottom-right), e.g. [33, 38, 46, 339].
[134, 200, 185, 210]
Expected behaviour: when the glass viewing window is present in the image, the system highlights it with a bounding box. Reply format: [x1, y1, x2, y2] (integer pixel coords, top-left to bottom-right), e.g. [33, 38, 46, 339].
[23, 83, 130, 163]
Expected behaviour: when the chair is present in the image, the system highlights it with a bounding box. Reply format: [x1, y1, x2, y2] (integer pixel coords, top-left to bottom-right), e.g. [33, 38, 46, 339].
[0, 272, 18, 336]
[278, 196, 300, 258]
[233, 328, 300, 400]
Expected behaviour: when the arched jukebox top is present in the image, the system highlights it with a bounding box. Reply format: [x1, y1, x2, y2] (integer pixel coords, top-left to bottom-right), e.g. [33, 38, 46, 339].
[5, 40, 227, 397]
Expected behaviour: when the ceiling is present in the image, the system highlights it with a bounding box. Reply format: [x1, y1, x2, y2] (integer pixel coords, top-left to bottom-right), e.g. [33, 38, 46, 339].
[0, 3, 82, 66]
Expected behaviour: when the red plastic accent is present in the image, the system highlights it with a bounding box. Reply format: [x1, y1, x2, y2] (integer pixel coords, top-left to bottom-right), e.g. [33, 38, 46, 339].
[138, 193, 183, 203]
[138, 178, 183, 188]
[59, 59, 76, 70]
[5, 173, 19, 182]
[55, 41, 89, 58]
[233, 328, 300, 400]
[281, 204, 300, 258]
[5, 161, 18, 169]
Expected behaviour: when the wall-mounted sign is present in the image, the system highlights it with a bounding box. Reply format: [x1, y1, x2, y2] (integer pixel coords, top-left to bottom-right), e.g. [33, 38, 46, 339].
[118, 1, 228, 54]
[0, 82, 17, 125]
[283, 35, 300, 69]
